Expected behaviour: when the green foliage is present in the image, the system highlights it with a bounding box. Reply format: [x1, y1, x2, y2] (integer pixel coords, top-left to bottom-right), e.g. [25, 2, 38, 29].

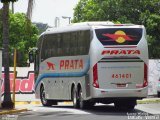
[1, 0, 17, 3]
[0, 11, 39, 66]
[73, 0, 160, 58]
[34, 22, 49, 35]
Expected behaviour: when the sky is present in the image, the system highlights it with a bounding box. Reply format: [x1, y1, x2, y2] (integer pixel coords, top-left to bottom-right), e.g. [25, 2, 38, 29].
[0, 0, 79, 27]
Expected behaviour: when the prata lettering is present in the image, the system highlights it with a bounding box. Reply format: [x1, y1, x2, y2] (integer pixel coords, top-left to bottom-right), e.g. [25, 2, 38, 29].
[101, 50, 140, 55]
[60, 59, 83, 70]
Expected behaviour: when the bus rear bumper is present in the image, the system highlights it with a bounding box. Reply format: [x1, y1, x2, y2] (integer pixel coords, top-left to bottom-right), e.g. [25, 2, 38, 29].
[91, 87, 148, 99]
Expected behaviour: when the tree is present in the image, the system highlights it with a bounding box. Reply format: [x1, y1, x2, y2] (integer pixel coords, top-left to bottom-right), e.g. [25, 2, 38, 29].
[0, 0, 36, 108]
[34, 22, 49, 34]
[9, 13, 38, 66]
[0, 12, 39, 66]
[27, 0, 35, 21]
[73, 0, 160, 58]
[1, 1, 13, 108]
[1, 0, 17, 2]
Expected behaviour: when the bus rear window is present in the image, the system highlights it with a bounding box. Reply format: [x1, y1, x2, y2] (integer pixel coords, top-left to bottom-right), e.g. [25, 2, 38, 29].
[95, 28, 142, 45]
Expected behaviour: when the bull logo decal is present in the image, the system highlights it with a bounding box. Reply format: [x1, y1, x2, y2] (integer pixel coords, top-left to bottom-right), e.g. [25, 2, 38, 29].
[46, 62, 55, 70]
[103, 30, 134, 43]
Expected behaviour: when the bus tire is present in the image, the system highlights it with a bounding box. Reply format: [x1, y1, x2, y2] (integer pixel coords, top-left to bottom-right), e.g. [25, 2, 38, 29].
[40, 86, 52, 106]
[158, 91, 160, 97]
[79, 88, 87, 109]
[72, 87, 79, 108]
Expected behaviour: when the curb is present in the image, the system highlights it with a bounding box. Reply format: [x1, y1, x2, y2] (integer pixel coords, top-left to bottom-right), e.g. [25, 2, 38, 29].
[15, 101, 41, 105]
[137, 99, 160, 104]
[0, 108, 28, 115]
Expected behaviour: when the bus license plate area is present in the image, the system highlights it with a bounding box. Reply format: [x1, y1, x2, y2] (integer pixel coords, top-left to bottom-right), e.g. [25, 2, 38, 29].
[116, 83, 127, 88]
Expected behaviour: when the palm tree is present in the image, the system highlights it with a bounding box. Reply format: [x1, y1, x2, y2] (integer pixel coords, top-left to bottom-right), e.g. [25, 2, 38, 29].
[25, 0, 35, 49]
[11, 2, 14, 14]
[27, 0, 35, 20]
[1, 0, 34, 108]
[1, 2, 14, 108]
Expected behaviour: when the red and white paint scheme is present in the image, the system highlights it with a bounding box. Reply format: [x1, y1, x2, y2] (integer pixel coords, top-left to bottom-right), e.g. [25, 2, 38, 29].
[31, 22, 148, 110]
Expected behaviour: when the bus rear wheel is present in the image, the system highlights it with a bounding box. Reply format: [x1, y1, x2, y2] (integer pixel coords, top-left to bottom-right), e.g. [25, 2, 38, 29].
[79, 88, 85, 109]
[158, 91, 160, 97]
[79, 88, 94, 109]
[40, 86, 53, 106]
[72, 87, 79, 108]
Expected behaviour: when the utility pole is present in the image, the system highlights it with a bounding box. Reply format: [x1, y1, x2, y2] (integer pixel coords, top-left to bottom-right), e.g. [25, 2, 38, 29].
[62, 16, 71, 24]
[55, 17, 60, 27]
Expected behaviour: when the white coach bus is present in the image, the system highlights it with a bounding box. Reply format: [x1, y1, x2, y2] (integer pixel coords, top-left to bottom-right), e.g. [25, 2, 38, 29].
[29, 22, 148, 110]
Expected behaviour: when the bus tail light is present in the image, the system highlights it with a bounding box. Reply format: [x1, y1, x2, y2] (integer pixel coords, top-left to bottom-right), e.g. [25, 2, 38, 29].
[93, 63, 99, 88]
[143, 63, 148, 87]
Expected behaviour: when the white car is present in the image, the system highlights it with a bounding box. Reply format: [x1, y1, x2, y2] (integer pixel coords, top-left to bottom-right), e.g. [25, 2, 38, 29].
[158, 77, 160, 97]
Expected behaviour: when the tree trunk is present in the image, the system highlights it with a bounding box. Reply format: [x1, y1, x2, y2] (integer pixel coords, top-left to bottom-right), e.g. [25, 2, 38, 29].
[12, 2, 14, 14]
[27, 0, 34, 20]
[1, 2, 14, 108]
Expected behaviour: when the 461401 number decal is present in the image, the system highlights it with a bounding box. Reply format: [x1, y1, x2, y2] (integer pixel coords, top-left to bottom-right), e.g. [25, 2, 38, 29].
[112, 73, 132, 79]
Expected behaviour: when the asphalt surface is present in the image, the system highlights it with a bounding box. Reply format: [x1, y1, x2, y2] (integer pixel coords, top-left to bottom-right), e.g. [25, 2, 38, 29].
[1, 102, 159, 120]
[0, 97, 160, 120]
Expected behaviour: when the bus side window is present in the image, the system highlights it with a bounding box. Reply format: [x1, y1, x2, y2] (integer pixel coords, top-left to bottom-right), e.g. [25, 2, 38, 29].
[77, 30, 90, 55]
[77, 31, 82, 55]
[41, 35, 46, 61]
[57, 33, 63, 56]
[70, 32, 77, 55]
[84, 30, 90, 54]
[48, 34, 57, 57]
[63, 32, 70, 56]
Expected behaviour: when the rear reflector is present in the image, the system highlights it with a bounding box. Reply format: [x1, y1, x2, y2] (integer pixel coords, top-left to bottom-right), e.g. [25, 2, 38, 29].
[136, 63, 148, 88]
[93, 63, 99, 88]
[143, 63, 148, 87]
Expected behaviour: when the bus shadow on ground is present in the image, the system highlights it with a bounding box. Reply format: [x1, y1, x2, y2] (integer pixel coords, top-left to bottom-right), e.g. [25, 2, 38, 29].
[43, 104, 148, 116]
[84, 104, 146, 116]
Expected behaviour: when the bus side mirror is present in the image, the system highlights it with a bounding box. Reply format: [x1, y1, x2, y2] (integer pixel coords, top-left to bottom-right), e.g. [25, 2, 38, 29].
[29, 51, 34, 63]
